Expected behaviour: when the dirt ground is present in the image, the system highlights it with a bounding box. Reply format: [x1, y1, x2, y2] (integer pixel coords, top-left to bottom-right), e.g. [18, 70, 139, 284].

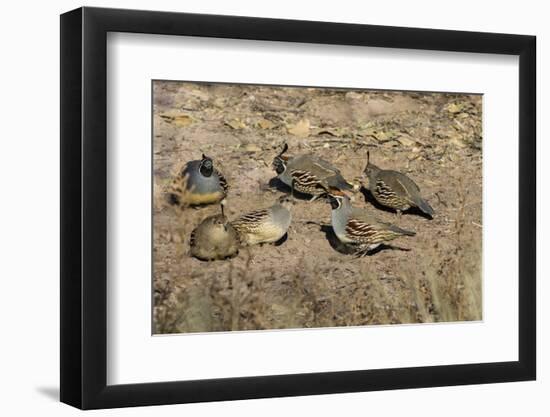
[152, 81, 482, 334]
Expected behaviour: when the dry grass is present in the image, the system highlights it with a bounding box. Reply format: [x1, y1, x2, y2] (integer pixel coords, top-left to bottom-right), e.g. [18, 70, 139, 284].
[154, 190, 481, 334]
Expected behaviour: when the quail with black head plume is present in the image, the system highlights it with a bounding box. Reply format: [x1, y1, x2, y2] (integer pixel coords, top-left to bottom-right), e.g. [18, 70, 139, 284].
[362, 151, 434, 218]
[324, 187, 416, 257]
[167, 153, 229, 207]
[272, 143, 359, 201]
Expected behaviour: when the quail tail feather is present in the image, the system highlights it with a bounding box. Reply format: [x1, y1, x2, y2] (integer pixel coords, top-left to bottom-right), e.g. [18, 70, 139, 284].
[416, 199, 434, 217]
[388, 224, 416, 237]
[327, 176, 357, 192]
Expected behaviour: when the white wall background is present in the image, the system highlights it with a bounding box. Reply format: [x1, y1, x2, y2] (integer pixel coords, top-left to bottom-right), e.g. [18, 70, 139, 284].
[0, 0, 545, 415]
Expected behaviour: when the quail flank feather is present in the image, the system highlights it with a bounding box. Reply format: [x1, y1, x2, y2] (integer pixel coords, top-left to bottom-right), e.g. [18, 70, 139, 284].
[362, 151, 434, 218]
[325, 188, 415, 256]
[167, 154, 229, 207]
[272, 143, 359, 201]
[189, 206, 240, 261]
[231, 196, 293, 246]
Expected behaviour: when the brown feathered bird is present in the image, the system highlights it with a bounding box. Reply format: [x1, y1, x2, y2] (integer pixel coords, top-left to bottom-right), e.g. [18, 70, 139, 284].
[325, 188, 416, 256]
[272, 143, 359, 200]
[189, 206, 239, 261]
[231, 196, 293, 246]
[362, 151, 434, 218]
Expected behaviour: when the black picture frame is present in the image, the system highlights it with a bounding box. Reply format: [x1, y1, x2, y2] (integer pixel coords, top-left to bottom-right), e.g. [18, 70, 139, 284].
[60, 6, 536, 410]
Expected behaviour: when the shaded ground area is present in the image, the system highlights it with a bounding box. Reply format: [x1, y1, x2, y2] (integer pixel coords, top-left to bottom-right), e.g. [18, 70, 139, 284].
[153, 81, 482, 334]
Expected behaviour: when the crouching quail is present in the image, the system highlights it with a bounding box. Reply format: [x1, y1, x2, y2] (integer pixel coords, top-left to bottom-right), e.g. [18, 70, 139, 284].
[272, 143, 359, 201]
[324, 188, 416, 256]
[231, 196, 293, 246]
[362, 151, 434, 218]
[189, 206, 240, 261]
[167, 153, 229, 207]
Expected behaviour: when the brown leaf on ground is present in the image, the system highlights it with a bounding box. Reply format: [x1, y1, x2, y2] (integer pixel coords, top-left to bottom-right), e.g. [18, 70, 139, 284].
[395, 135, 417, 147]
[225, 118, 247, 130]
[243, 143, 262, 153]
[287, 118, 310, 137]
[257, 119, 276, 130]
[159, 112, 194, 127]
[446, 103, 464, 114]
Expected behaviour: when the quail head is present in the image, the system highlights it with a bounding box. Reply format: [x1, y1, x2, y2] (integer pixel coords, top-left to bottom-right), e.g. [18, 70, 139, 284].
[272, 143, 359, 201]
[189, 205, 240, 261]
[324, 187, 416, 256]
[362, 151, 434, 218]
[167, 153, 229, 207]
[231, 195, 293, 246]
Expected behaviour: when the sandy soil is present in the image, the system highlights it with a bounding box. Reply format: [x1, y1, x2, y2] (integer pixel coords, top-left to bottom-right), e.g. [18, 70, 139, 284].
[152, 81, 482, 334]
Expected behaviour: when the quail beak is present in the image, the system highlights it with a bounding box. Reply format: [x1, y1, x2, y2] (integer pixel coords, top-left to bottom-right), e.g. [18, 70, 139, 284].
[350, 178, 363, 192]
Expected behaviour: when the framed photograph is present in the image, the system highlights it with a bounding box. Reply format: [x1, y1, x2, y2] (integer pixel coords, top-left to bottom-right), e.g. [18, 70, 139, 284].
[60, 7, 536, 409]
